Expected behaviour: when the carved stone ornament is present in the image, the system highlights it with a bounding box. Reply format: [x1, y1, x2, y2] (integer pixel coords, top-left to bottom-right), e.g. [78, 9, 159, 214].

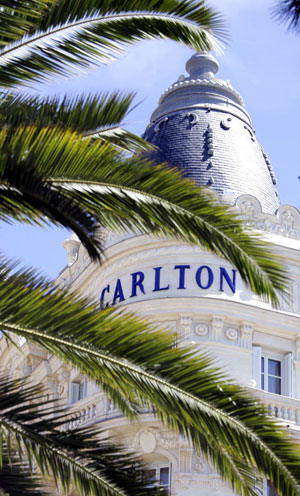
[185, 112, 199, 126]
[240, 323, 253, 348]
[211, 317, 223, 341]
[236, 195, 300, 242]
[178, 477, 191, 489]
[62, 233, 81, 266]
[220, 117, 232, 130]
[225, 327, 238, 341]
[140, 431, 156, 454]
[154, 117, 168, 133]
[180, 315, 192, 338]
[194, 324, 209, 336]
[194, 455, 205, 473]
[131, 428, 178, 453]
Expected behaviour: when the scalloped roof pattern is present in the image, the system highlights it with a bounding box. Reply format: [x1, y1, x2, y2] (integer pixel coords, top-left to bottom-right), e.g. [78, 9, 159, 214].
[144, 53, 280, 214]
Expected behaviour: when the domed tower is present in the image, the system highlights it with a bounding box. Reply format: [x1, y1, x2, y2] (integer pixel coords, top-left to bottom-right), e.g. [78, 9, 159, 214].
[4, 51, 300, 496]
[144, 52, 280, 214]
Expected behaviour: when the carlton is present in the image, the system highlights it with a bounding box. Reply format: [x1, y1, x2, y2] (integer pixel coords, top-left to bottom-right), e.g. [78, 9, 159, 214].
[100, 264, 237, 308]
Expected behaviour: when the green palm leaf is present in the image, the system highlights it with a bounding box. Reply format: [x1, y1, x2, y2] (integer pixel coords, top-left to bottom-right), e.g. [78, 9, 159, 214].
[0, 258, 299, 496]
[0, 1, 226, 87]
[0, 0, 52, 48]
[0, 375, 165, 496]
[0, 446, 47, 496]
[0, 148, 102, 260]
[0, 125, 287, 303]
[0, 91, 137, 134]
[0, 91, 154, 152]
[90, 125, 156, 152]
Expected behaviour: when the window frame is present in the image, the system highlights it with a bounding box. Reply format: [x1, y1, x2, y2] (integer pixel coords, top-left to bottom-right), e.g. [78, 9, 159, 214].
[143, 463, 170, 490]
[69, 377, 87, 404]
[252, 347, 293, 398]
[261, 351, 282, 395]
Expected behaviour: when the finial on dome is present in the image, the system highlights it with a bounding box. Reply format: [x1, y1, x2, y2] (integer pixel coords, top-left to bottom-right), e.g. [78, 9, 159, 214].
[185, 52, 219, 79]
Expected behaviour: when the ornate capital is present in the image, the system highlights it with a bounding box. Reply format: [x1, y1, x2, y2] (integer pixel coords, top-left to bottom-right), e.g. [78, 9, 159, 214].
[180, 314, 192, 338]
[211, 316, 223, 341]
[240, 322, 254, 348]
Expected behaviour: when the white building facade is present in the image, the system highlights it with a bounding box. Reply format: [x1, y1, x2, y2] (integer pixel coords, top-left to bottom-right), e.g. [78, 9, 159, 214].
[2, 53, 300, 496]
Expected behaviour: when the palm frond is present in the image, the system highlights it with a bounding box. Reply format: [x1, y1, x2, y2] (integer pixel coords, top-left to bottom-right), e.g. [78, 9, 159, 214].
[90, 126, 156, 152]
[0, 0, 53, 48]
[272, 0, 300, 33]
[0, 125, 287, 303]
[0, 445, 47, 495]
[0, 258, 299, 496]
[0, 91, 136, 135]
[0, 375, 165, 496]
[0, 3, 226, 87]
[0, 149, 102, 261]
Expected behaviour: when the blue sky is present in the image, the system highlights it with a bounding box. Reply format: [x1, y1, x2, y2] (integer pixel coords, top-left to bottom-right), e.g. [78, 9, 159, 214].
[1, 1, 300, 279]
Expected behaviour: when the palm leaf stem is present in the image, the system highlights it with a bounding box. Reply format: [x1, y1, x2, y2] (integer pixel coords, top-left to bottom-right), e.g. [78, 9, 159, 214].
[1, 320, 299, 496]
[57, 178, 286, 305]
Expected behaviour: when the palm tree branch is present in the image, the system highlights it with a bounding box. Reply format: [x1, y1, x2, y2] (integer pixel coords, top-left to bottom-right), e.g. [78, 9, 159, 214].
[0, 444, 48, 496]
[36, 0, 225, 32]
[0, 257, 298, 495]
[272, 0, 300, 33]
[1, 320, 299, 496]
[0, 376, 169, 496]
[0, 11, 225, 87]
[57, 178, 286, 305]
[0, 0, 53, 48]
[0, 377, 164, 496]
[0, 169, 102, 261]
[0, 91, 137, 135]
[88, 126, 156, 152]
[0, 125, 287, 301]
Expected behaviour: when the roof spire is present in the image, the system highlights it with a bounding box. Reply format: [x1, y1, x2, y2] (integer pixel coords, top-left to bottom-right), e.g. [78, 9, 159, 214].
[185, 52, 219, 79]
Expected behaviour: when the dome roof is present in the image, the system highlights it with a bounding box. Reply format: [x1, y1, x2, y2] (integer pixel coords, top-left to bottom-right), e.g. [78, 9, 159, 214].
[143, 52, 280, 214]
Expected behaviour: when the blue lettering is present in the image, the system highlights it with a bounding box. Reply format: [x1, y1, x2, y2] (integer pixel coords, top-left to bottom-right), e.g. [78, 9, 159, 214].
[112, 279, 125, 304]
[195, 265, 214, 289]
[130, 271, 145, 297]
[220, 267, 237, 293]
[174, 265, 190, 289]
[153, 267, 170, 292]
[100, 285, 110, 308]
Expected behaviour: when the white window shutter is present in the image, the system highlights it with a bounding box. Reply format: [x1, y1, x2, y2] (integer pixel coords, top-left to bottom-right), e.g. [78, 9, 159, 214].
[79, 381, 85, 401]
[283, 352, 293, 398]
[252, 346, 262, 389]
[70, 382, 79, 404]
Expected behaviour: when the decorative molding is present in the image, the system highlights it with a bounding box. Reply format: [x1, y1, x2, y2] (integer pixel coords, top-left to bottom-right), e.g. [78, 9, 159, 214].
[206, 124, 214, 157]
[236, 195, 300, 241]
[179, 449, 192, 472]
[194, 323, 209, 336]
[159, 77, 244, 106]
[62, 234, 81, 266]
[131, 428, 178, 452]
[220, 117, 232, 130]
[154, 117, 168, 133]
[185, 112, 199, 126]
[180, 314, 192, 338]
[240, 322, 253, 348]
[193, 454, 206, 473]
[211, 316, 223, 341]
[244, 124, 256, 142]
[176, 476, 191, 488]
[86, 244, 201, 295]
[225, 327, 238, 341]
